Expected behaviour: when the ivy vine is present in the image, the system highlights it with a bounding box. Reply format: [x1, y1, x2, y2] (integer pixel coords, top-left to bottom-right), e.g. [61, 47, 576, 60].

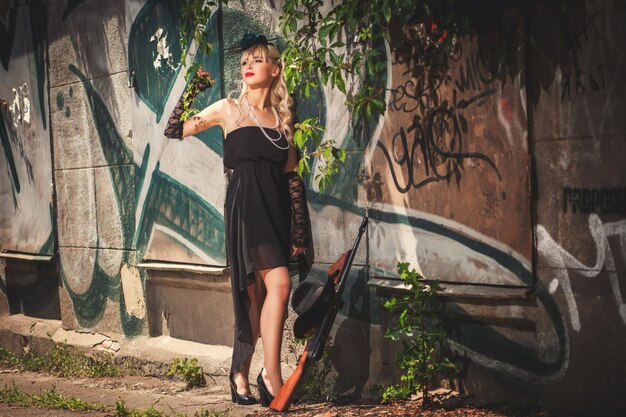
[178, 0, 475, 188]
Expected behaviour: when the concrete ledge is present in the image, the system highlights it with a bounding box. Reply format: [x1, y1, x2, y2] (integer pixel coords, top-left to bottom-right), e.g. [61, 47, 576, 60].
[123, 335, 232, 375]
[138, 262, 228, 275]
[0, 314, 62, 339]
[368, 278, 533, 300]
[0, 314, 232, 377]
[0, 252, 55, 262]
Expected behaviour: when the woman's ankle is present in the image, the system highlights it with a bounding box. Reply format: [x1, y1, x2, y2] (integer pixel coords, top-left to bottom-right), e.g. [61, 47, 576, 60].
[233, 372, 251, 393]
[261, 369, 282, 395]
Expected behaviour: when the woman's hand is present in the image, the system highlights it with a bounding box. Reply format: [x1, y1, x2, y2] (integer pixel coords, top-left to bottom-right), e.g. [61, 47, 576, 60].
[291, 245, 306, 256]
[194, 66, 214, 91]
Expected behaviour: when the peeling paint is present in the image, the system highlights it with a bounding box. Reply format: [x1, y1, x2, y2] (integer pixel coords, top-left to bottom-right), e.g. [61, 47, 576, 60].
[120, 263, 146, 319]
[150, 27, 176, 71]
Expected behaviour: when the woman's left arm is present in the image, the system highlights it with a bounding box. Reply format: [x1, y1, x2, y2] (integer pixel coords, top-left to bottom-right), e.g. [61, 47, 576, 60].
[284, 143, 309, 256]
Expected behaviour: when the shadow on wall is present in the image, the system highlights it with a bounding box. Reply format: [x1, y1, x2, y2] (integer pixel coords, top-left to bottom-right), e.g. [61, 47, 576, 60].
[330, 268, 371, 398]
[61, 0, 128, 125]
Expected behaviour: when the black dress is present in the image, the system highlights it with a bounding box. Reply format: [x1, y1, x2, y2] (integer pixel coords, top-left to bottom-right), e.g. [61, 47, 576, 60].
[224, 125, 291, 373]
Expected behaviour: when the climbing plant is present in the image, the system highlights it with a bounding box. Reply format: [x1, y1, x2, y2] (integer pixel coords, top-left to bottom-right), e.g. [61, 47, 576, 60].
[178, 0, 476, 187]
[176, 0, 225, 122]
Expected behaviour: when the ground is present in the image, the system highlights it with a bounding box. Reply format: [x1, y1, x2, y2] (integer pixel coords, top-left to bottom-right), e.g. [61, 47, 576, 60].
[0, 369, 598, 417]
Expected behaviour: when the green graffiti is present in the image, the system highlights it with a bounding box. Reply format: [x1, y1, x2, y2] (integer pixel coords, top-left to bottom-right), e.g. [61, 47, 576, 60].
[135, 143, 150, 206]
[60, 252, 111, 328]
[135, 163, 226, 264]
[38, 204, 56, 256]
[128, 0, 184, 123]
[29, 1, 47, 129]
[56, 92, 64, 110]
[69, 64, 135, 250]
[0, 115, 20, 193]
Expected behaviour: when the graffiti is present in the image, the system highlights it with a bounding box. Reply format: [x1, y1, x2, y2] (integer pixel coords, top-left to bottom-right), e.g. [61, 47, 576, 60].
[560, 63, 614, 102]
[0, 111, 21, 196]
[537, 6, 614, 104]
[377, 100, 502, 193]
[48, 0, 232, 334]
[150, 28, 178, 71]
[0, 0, 52, 256]
[537, 214, 626, 331]
[378, 42, 504, 193]
[563, 187, 626, 215]
[8, 84, 31, 127]
[0, 6, 17, 71]
[128, 0, 184, 122]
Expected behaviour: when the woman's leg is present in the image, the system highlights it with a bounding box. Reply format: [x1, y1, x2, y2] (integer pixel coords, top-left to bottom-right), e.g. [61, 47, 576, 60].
[258, 266, 291, 396]
[233, 274, 266, 394]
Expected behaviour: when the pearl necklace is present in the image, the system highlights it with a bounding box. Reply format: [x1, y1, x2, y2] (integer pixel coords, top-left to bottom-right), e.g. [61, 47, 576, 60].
[244, 97, 289, 150]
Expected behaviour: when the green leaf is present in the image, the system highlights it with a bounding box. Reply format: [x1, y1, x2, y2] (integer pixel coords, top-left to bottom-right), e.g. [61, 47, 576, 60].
[332, 147, 346, 162]
[293, 129, 305, 149]
[336, 74, 346, 94]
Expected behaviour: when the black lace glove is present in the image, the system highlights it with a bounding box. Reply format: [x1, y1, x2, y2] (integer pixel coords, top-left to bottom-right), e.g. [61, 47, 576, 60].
[286, 171, 310, 249]
[164, 68, 213, 139]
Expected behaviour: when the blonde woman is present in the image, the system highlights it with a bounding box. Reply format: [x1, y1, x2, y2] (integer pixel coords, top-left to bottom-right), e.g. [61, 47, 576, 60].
[163, 34, 309, 407]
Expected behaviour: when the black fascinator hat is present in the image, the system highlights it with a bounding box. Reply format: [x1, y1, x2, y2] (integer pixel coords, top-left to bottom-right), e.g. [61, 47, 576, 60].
[240, 32, 275, 51]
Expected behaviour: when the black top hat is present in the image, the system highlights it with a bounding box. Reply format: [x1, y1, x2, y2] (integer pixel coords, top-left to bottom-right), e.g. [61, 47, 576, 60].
[291, 275, 335, 339]
[291, 251, 350, 339]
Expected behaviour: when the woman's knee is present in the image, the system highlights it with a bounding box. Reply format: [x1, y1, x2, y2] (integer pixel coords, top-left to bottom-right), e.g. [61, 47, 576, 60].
[262, 268, 291, 297]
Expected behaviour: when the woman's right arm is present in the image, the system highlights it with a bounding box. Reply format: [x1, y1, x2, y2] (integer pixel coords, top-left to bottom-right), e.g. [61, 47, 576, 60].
[163, 68, 227, 140]
[181, 98, 227, 139]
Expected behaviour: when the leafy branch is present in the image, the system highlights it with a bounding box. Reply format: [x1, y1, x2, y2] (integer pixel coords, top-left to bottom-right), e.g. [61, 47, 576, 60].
[279, 0, 471, 187]
[178, 0, 225, 118]
[177, 0, 475, 187]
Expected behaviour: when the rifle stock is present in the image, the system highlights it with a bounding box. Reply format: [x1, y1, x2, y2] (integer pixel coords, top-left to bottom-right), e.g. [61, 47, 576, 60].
[269, 343, 310, 411]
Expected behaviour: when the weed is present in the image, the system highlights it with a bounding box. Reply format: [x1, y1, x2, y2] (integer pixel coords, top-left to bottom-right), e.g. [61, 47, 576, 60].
[116, 399, 226, 417]
[115, 399, 164, 417]
[193, 410, 228, 417]
[167, 357, 205, 388]
[0, 382, 106, 411]
[380, 262, 459, 405]
[0, 341, 122, 378]
[0, 382, 30, 407]
[298, 337, 337, 402]
[31, 386, 107, 411]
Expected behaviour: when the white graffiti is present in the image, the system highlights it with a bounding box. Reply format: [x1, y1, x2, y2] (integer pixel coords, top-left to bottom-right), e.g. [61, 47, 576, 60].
[150, 28, 177, 71]
[537, 214, 626, 331]
[8, 83, 30, 127]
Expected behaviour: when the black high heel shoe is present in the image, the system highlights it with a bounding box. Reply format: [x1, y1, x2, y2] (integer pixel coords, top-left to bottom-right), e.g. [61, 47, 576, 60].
[229, 372, 257, 405]
[256, 369, 275, 407]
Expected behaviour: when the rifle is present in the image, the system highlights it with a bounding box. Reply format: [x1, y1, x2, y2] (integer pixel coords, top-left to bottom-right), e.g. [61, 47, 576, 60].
[270, 214, 368, 411]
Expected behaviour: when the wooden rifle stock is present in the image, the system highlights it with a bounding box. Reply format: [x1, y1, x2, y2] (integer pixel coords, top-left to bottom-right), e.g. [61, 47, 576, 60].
[269, 215, 368, 411]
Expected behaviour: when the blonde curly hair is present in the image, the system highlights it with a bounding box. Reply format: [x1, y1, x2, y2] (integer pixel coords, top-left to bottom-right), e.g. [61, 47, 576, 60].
[232, 43, 294, 140]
